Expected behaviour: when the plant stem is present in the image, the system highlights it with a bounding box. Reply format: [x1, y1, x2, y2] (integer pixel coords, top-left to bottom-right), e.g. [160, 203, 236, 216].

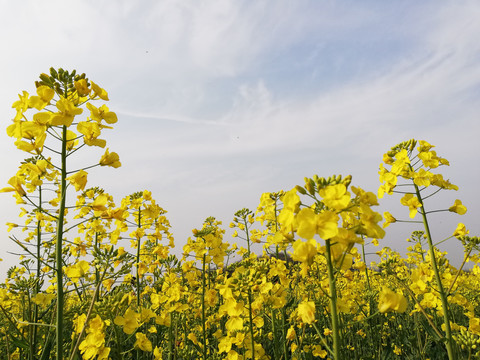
[413, 183, 456, 360]
[136, 208, 141, 309]
[325, 239, 341, 359]
[201, 253, 207, 360]
[247, 288, 255, 360]
[55, 124, 68, 360]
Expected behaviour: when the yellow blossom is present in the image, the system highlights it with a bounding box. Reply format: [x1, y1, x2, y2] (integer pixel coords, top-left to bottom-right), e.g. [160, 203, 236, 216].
[91, 81, 109, 100]
[378, 287, 407, 313]
[449, 199, 467, 215]
[400, 193, 422, 218]
[453, 223, 469, 237]
[296, 208, 339, 240]
[319, 183, 351, 210]
[99, 148, 121, 168]
[298, 300, 316, 324]
[134, 332, 153, 352]
[66, 170, 88, 191]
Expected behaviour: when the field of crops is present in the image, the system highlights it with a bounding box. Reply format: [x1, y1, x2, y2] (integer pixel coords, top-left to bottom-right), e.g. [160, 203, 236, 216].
[0, 69, 478, 360]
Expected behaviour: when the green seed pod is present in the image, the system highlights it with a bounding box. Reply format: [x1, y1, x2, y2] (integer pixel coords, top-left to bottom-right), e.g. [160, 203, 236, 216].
[343, 175, 352, 187]
[50, 67, 58, 78]
[303, 179, 313, 195]
[295, 185, 307, 195]
[39, 73, 50, 83]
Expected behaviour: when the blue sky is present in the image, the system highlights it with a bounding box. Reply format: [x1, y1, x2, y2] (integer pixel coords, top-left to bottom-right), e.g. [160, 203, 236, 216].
[1, 1, 479, 271]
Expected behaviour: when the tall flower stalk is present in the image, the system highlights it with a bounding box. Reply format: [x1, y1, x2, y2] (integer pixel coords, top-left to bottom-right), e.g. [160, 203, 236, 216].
[379, 139, 466, 360]
[1, 68, 121, 359]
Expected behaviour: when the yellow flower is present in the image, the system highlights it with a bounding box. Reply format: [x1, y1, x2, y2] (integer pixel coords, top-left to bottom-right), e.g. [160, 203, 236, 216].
[319, 183, 351, 210]
[99, 148, 121, 168]
[218, 336, 234, 353]
[66, 130, 79, 150]
[114, 308, 140, 334]
[28, 86, 55, 110]
[134, 332, 152, 352]
[91, 81, 109, 100]
[297, 300, 316, 324]
[296, 208, 339, 240]
[469, 317, 480, 336]
[286, 327, 296, 340]
[292, 239, 318, 265]
[12, 91, 30, 120]
[67, 170, 88, 191]
[74, 79, 91, 96]
[51, 98, 83, 127]
[449, 199, 467, 215]
[91, 194, 109, 215]
[400, 193, 422, 218]
[312, 345, 327, 358]
[77, 121, 107, 148]
[382, 211, 396, 228]
[378, 287, 407, 313]
[453, 223, 468, 237]
[32, 293, 55, 307]
[0, 176, 26, 197]
[86, 103, 118, 124]
[64, 260, 90, 283]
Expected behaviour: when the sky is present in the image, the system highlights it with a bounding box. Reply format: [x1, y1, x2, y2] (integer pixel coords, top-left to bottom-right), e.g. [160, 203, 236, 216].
[0, 0, 479, 274]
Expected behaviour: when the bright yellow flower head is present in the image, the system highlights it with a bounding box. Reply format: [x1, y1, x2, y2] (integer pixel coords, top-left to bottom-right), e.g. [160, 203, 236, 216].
[91, 81, 109, 101]
[74, 79, 91, 96]
[319, 184, 351, 210]
[0, 176, 26, 197]
[400, 193, 422, 218]
[296, 208, 339, 240]
[292, 238, 318, 265]
[28, 86, 55, 110]
[51, 98, 83, 127]
[77, 121, 107, 148]
[297, 300, 316, 324]
[99, 148, 121, 168]
[453, 223, 469, 237]
[67, 170, 88, 191]
[449, 199, 467, 215]
[383, 211, 396, 228]
[378, 287, 407, 313]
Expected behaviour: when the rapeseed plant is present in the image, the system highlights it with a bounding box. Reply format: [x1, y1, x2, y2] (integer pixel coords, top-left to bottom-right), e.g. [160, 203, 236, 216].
[1, 72, 479, 360]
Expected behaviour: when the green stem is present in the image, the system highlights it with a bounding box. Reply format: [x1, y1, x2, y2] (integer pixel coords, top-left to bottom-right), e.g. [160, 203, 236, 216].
[271, 310, 279, 360]
[447, 247, 473, 296]
[95, 232, 100, 302]
[201, 254, 207, 360]
[136, 208, 141, 309]
[32, 186, 42, 360]
[413, 183, 456, 360]
[247, 289, 255, 360]
[325, 239, 341, 359]
[55, 124, 68, 360]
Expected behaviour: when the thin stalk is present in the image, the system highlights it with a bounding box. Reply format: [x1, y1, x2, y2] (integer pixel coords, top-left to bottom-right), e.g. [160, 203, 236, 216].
[447, 247, 473, 296]
[32, 186, 42, 359]
[413, 182, 456, 360]
[281, 307, 289, 360]
[95, 232, 100, 302]
[136, 209, 141, 309]
[68, 278, 103, 360]
[247, 289, 255, 360]
[201, 254, 207, 360]
[167, 312, 174, 360]
[271, 310, 280, 360]
[55, 124, 68, 360]
[325, 239, 341, 359]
